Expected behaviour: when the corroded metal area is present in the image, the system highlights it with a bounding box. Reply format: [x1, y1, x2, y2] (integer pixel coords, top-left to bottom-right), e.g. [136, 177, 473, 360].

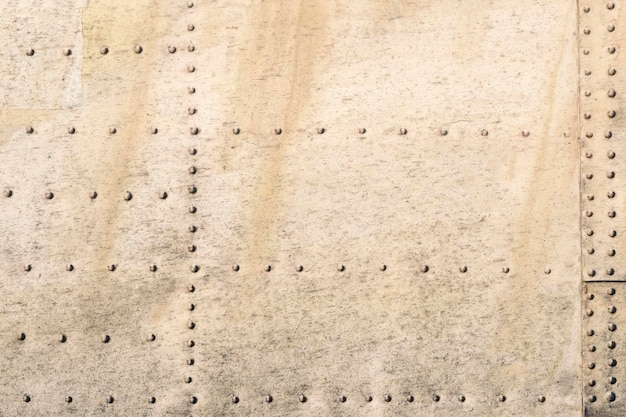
[0, 0, 593, 416]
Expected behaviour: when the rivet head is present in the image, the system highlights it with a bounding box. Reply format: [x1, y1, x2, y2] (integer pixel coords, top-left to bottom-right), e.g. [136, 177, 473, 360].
[265, 395, 273, 403]
[187, 340, 195, 347]
[59, 334, 67, 343]
[149, 397, 156, 404]
[608, 210, 616, 218]
[609, 340, 617, 349]
[608, 151, 616, 159]
[584, 112, 591, 119]
[188, 45, 195, 52]
[609, 359, 617, 367]
[100, 46, 109, 54]
[149, 264, 157, 272]
[605, 131, 613, 138]
[66, 264, 74, 271]
[607, 268, 615, 275]
[585, 173, 593, 179]
[502, 267, 509, 273]
[587, 248, 595, 254]
[586, 229, 594, 236]
[188, 87, 196, 94]
[606, 392, 616, 402]
[608, 89, 617, 97]
[587, 269, 595, 277]
[188, 245, 196, 252]
[588, 395, 596, 403]
[608, 24, 616, 32]
[433, 395, 440, 402]
[585, 131, 593, 138]
[67, 126, 75, 134]
[339, 395, 347, 403]
[265, 265, 272, 272]
[23, 394, 31, 402]
[584, 90, 591, 96]
[587, 293, 594, 300]
[188, 303, 195, 311]
[538, 395, 545, 403]
[187, 24, 195, 31]
[544, 268, 551, 274]
[585, 210, 593, 217]
[18, 332, 26, 341]
[589, 380, 596, 387]
[133, 45, 143, 54]
[168, 46, 176, 53]
[274, 128, 282, 135]
[190, 264, 199, 273]
[65, 396, 72, 403]
[608, 249, 616, 256]
[151, 127, 158, 134]
[299, 394, 307, 403]
[3, 189, 12, 197]
[384, 394, 392, 402]
[608, 110, 617, 118]
[189, 206, 197, 213]
[232, 127, 240, 135]
[585, 70, 592, 75]
[187, 65, 196, 73]
[232, 396, 239, 404]
[106, 396, 114, 404]
[102, 334, 110, 343]
[522, 130, 530, 137]
[124, 191, 132, 201]
[584, 28, 591, 35]
[609, 306, 617, 314]
[587, 329, 594, 336]
[148, 333, 156, 342]
[107, 264, 116, 272]
[458, 395, 465, 402]
[480, 129, 488, 136]
[296, 265, 304, 272]
[189, 396, 197, 404]
[190, 127, 199, 135]
[439, 128, 448, 136]
[338, 264, 345, 272]
[188, 185, 197, 194]
[317, 127, 325, 134]
[358, 128, 366, 134]
[421, 265, 429, 273]
[187, 107, 196, 115]
[23, 264, 31, 272]
[609, 377, 617, 384]
[232, 264, 240, 271]
[608, 2, 615, 9]
[459, 266, 467, 273]
[609, 68, 617, 75]
[188, 147, 197, 155]
[608, 323, 617, 331]
[26, 48, 34, 56]
[45, 191, 54, 200]
[159, 191, 167, 199]
[608, 46, 617, 54]
[187, 1, 194, 7]
[587, 195, 594, 201]
[588, 362, 595, 369]
[399, 128, 407, 135]
[188, 321, 195, 329]
[189, 225, 197, 233]
[586, 309, 594, 316]
[608, 191, 616, 198]
[366, 395, 373, 402]
[25, 125, 34, 134]
[406, 395, 413, 402]
[108, 126, 116, 134]
[380, 264, 387, 271]
[609, 230, 617, 237]
[498, 395, 506, 402]
[589, 345, 596, 352]
[583, 6, 590, 12]
[187, 358, 194, 365]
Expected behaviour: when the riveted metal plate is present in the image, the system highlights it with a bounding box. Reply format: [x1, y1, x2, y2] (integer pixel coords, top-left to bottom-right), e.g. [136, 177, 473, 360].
[0, 0, 582, 416]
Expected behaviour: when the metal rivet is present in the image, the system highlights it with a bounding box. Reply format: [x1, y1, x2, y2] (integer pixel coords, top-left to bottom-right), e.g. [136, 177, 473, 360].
[433, 395, 440, 402]
[584, 112, 591, 119]
[480, 129, 488, 136]
[188, 284, 195, 292]
[299, 394, 307, 403]
[609, 359, 617, 367]
[608, 46, 617, 54]
[232, 127, 240, 135]
[459, 266, 467, 273]
[502, 267, 510, 273]
[187, 24, 195, 31]
[608, 89, 617, 97]
[188, 321, 195, 329]
[406, 395, 413, 402]
[498, 395, 506, 402]
[608, 110, 616, 118]
[4, 189, 12, 197]
[149, 396, 156, 404]
[538, 395, 545, 403]
[608, 306, 617, 314]
[587, 195, 594, 201]
[608, 2, 615, 9]
[607, 268, 615, 276]
[100, 46, 109, 54]
[606, 392, 616, 402]
[609, 340, 617, 349]
[440, 128, 448, 136]
[608, 151, 616, 159]
[18, 332, 26, 341]
[585, 173, 593, 179]
[384, 394, 392, 402]
[586, 211, 593, 217]
[583, 6, 590, 12]
[586, 230, 594, 236]
[188, 45, 195, 52]
[187, 340, 195, 347]
[45, 191, 54, 200]
[189, 206, 197, 214]
[274, 128, 282, 135]
[187, 358, 194, 365]
[366, 395, 373, 402]
[159, 191, 167, 200]
[583, 49, 589, 55]
[265, 265, 272, 272]
[187, 107, 196, 115]
[421, 265, 429, 273]
[609, 68, 617, 76]
[189, 396, 197, 404]
[338, 264, 345, 271]
[589, 380, 596, 387]
[109, 126, 116, 134]
[608, 24, 616, 32]
[458, 395, 465, 402]
[148, 333, 156, 342]
[190, 264, 199, 273]
[584, 28, 591, 34]
[380, 264, 387, 271]
[585, 70, 592, 75]
[358, 128, 366, 134]
[133, 45, 142, 54]
[587, 293, 594, 300]
[107, 264, 116, 272]
[23, 264, 31, 272]
[609, 377, 617, 384]
[124, 191, 132, 201]
[67, 126, 76, 134]
[588, 395, 596, 402]
[232, 264, 240, 271]
[339, 395, 347, 403]
[66, 264, 74, 271]
[587, 329, 595, 336]
[187, 65, 196, 73]
[296, 265, 304, 272]
[605, 131, 613, 138]
[190, 127, 199, 135]
[151, 127, 158, 134]
[25, 125, 34, 134]
[23, 394, 31, 402]
[399, 128, 407, 135]
[586, 309, 594, 316]
[608, 249, 616, 256]
[588, 269, 596, 277]
[188, 185, 197, 194]
[188, 245, 196, 252]
[587, 248, 595, 254]
[26, 48, 34, 56]
[608, 191, 616, 198]
[609, 230, 617, 237]
[266, 395, 273, 403]
[589, 345, 596, 352]
[189, 225, 197, 233]
[188, 87, 196, 94]
[60, 48, 72, 56]
[168, 46, 176, 53]
[188, 303, 195, 311]
[544, 268, 551, 274]
[317, 127, 325, 134]
[149, 264, 157, 272]
[608, 323, 617, 331]
[102, 335, 110, 343]
[585, 131, 593, 138]
[65, 396, 72, 403]
[522, 130, 530, 137]
[232, 396, 239, 404]
[187, 1, 194, 7]
[588, 362, 596, 369]
[584, 90, 591, 97]
[188, 147, 197, 155]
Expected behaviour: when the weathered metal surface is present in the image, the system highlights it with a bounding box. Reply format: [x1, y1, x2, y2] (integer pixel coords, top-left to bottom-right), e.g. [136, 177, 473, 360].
[0, 0, 593, 416]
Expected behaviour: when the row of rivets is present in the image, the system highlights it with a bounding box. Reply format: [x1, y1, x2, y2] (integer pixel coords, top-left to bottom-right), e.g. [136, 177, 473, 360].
[16, 333, 157, 342]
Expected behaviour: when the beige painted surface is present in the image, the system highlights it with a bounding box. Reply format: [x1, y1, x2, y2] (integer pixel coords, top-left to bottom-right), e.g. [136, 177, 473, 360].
[0, 0, 617, 416]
